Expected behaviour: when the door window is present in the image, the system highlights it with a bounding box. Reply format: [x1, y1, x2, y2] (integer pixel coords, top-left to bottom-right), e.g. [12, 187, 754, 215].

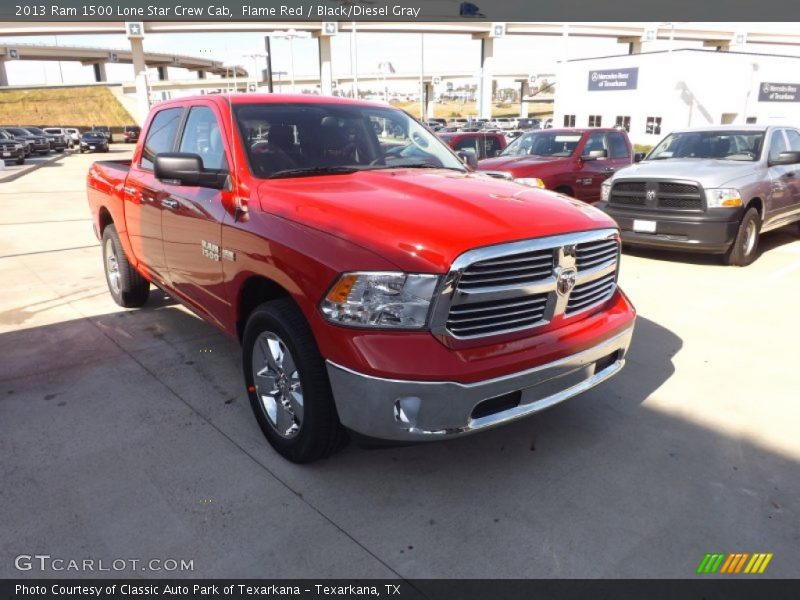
[607, 132, 630, 158]
[179, 106, 227, 170]
[582, 132, 607, 155]
[453, 137, 479, 153]
[785, 129, 800, 152]
[140, 107, 183, 170]
[768, 130, 788, 162]
[484, 135, 502, 157]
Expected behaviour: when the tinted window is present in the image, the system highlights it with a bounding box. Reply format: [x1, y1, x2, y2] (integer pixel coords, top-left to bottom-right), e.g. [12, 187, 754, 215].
[768, 130, 788, 162]
[485, 135, 502, 156]
[607, 132, 629, 158]
[785, 129, 800, 152]
[141, 107, 183, 170]
[178, 106, 226, 171]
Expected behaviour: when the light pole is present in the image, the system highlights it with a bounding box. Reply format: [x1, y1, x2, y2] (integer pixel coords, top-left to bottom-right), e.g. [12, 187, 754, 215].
[271, 29, 311, 93]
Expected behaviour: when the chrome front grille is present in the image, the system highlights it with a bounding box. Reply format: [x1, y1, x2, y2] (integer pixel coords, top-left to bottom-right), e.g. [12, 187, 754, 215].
[431, 229, 620, 339]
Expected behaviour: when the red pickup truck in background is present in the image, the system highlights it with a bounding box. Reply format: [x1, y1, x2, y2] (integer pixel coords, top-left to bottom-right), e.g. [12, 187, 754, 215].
[478, 128, 642, 203]
[438, 131, 507, 161]
[86, 94, 636, 463]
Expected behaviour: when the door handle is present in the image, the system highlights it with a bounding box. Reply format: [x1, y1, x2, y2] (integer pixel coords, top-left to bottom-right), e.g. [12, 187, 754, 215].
[604, 167, 616, 173]
[160, 198, 179, 210]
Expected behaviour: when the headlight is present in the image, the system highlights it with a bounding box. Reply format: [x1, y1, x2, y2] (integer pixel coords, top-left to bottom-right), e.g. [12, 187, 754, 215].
[601, 180, 612, 202]
[705, 188, 742, 208]
[321, 272, 439, 329]
[514, 177, 545, 188]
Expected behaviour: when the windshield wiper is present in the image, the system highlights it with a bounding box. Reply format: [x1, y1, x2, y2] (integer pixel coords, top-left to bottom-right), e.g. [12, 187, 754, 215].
[267, 166, 361, 179]
[375, 163, 465, 171]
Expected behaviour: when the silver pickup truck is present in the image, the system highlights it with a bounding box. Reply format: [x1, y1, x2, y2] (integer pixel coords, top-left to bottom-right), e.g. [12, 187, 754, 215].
[598, 125, 800, 265]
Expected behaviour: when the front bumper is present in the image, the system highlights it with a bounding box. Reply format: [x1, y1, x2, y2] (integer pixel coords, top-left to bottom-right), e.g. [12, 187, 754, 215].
[327, 325, 634, 441]
[600, 204, 740, 253]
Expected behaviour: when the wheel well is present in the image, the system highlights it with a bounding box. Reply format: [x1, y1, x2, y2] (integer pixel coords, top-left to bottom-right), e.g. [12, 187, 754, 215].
[555, 185, 574, 197]
[236, 276, 292, 340]
[98, 207, 113, 234]
[746, 197, 764, 221]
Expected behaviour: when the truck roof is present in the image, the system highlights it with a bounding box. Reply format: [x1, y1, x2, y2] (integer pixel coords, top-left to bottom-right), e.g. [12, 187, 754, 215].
[153, 93, 394, 111]
[669, 124, 771, 133]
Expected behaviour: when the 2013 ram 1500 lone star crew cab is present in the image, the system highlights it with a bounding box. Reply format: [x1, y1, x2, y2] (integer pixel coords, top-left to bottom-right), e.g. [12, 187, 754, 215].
[86, 94, 636, 463]
[598, 125, 800, 266]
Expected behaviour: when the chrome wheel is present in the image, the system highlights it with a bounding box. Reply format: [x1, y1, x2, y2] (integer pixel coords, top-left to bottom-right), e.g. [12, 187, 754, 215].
[743, 219, 757, 256]
[105, 238, 121, 295]
[252, 332, 304, 439]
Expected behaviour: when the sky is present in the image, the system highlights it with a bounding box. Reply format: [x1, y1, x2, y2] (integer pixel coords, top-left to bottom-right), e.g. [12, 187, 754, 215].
[3, 23, 800, 89]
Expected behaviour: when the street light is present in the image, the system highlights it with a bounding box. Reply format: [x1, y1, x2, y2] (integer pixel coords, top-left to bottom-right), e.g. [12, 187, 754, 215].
[271, 29, 311, 93]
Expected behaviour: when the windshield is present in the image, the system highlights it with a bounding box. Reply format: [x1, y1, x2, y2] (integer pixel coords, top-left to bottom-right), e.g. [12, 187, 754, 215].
[6, 128, 29, 136]
[648, 130, 764, 162]
[83, 133, 104, 139]
[501, 131, 581, 157]
[233, 103, 466, 179]
[25, 127, 46, 135]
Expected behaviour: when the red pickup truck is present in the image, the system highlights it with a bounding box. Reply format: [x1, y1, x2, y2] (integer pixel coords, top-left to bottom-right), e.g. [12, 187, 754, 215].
[86, 94, 636, 463]
[478, 128, 641, 203]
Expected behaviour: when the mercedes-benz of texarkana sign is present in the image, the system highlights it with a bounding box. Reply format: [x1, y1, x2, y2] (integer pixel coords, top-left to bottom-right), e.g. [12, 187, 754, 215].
[87, 94, 636, 463]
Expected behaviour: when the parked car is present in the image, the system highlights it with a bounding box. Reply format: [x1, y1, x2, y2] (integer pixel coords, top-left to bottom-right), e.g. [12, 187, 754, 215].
[123, 125, 141, 143]
[86, 94, 635, 463]
[43, 127, 74, 149]
[438, 131, 507, 161]
[65, 128, 80, 145]
[478, 128, 639, 202]
[2, 126, 50, 155]
[0, 130, 26, 165]
[79, 131, 109, 153]
[598, 125, 800, 266]
[24, 126, 67, 153]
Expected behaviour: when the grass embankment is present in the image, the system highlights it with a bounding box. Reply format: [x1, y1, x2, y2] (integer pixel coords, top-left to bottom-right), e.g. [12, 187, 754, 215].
[0, 86, 134, 128]
[390, 99, 553, 119]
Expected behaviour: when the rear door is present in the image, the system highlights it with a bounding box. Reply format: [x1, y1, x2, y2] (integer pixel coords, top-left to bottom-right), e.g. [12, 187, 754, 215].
[161, 103, 232, 328]
[124, 106, 184, 287]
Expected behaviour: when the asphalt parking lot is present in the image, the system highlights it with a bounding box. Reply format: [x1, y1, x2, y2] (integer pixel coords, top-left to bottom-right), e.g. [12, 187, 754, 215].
[1, 146, 798, 579]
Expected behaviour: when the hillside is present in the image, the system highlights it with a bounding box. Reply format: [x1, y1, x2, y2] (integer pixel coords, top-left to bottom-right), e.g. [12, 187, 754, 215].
[0, 86, 134, 128]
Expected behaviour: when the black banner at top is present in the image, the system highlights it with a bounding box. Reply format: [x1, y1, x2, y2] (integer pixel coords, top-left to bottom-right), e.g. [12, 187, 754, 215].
[3, 0, 800, 21]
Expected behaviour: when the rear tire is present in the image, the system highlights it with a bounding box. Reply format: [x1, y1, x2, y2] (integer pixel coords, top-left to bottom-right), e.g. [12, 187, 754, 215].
[724, 207, 760, 267]
[101, 224, 150, 307]
[243, 298, 348, 463]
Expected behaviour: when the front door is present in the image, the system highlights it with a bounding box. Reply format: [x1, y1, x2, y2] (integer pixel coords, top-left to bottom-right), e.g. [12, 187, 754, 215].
[765, 128, 797, 228]
[124, 106, 184, 286]
[574, 131, 611, 203]
[161, 103, 232, 329]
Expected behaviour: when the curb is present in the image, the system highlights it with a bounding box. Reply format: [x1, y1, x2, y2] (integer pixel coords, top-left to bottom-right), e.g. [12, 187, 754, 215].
[0, 150, 74, 184]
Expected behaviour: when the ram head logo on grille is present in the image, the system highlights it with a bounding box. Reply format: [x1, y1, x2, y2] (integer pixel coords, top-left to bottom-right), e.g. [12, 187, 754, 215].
[556, 267, 577, 296]
[646, 189, 657, 202]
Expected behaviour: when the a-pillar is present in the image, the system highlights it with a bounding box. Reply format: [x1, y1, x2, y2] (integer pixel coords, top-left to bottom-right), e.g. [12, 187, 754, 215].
[477, 36, 494, 120]
[317, 34, 333, 96]
[93, 62, 108, 82]
[519, 80, 530, 118]
[0, 60, 9, 87]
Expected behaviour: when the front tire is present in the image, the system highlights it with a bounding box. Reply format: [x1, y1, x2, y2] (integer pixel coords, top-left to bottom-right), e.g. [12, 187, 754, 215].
[243, 298, 348, 463]
[724, 207, 760, 266]
[101, 224, 150, 307]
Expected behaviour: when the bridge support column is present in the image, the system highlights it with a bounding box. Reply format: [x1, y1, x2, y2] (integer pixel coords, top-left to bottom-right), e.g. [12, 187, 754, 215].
[93, 62, 108, 82]
[618, 37, 643, 54]
[478, 37, 494, 120]
[0, 60, 8, 87]
[519, 80, 530, 118]
[130, 37, 150, 126]
[424, 81, 435, 119]
[196, 70, 206, 79]
[157, 66, 168, 81]
[318, 34, 333, 96]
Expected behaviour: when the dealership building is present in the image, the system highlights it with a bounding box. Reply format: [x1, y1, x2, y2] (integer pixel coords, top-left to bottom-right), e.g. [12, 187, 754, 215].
[553, 49, 800, 146]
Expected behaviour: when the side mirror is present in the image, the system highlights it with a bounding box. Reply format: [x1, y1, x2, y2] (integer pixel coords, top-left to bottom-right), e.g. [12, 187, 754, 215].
[634, 152, 646, 163]
[457, 148, 479, 170]
[769, 151, 800, 166]
[154, 153, 228, 190]
[491, 149, 502, 158]
[580, 149, 608, 161]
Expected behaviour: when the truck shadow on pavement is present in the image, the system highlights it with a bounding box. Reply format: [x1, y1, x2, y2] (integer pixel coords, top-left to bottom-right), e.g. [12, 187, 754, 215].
[2, 306, 798, 578]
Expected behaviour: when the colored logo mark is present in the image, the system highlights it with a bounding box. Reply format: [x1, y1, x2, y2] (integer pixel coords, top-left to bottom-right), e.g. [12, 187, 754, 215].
[696, 553, 773, 574]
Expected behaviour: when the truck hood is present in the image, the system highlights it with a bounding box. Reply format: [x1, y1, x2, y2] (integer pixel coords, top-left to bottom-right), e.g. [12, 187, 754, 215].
[258, 168, 615, 273]
[477, 155, 565, 175]
[613, 159, 762, 188]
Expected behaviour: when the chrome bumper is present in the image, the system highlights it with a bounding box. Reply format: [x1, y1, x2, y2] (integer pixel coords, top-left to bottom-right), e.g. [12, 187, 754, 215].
[326, 326, 634, 441]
